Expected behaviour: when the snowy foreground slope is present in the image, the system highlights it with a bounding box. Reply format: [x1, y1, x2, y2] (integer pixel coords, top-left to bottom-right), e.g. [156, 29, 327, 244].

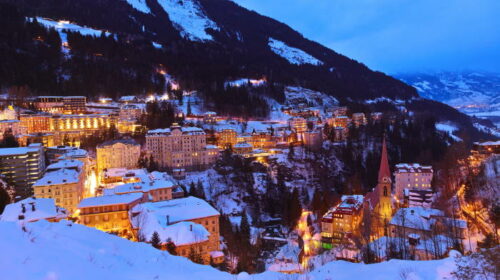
[0, 220, 462, 280]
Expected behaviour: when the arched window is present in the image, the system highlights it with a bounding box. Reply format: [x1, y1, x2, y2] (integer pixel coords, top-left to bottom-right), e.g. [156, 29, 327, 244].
[383, 186, 388, 197]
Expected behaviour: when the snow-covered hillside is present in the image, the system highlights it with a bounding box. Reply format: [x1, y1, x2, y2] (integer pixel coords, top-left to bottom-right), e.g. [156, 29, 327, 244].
[36, 17, 114, 44]
[157, 0, 219, 41]
[398, 72, 500, 129]
[0, 220, 469, 280]
[125, 0, 151, 14]
[268, 38, 323, 66]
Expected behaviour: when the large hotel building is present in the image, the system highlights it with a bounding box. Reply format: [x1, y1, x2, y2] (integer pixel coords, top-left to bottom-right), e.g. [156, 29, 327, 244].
[145, 124, 218, 170]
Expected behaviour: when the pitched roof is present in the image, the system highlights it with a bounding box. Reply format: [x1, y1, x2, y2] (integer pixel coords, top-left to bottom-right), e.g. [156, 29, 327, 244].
[378, 137, 391, 183]
[0, 197, 68, 222]
[78, 193, 143, 208]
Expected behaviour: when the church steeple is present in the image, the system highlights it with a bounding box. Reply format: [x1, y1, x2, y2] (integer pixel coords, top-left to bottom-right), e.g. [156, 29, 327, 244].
[378, 137, 391, 183]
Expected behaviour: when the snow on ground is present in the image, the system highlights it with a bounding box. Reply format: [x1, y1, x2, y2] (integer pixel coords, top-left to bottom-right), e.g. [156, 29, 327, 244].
[225, 78, 266, 88]
[436, 122, 462, 142]
[36, 17, 113, 44]
[268, 38, 323, 66]
[125, 0, 151, 14]
[473, 123, 500, 138]
[152, 42, 163, 49]
[157, 0, 219, 41]
[285, 86, 338, 109]
[0, 219, 465, 280]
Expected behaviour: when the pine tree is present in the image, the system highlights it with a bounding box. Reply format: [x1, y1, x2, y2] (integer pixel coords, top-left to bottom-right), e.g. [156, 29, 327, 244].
[166, 239, 177, 255]
[196, 180, 206, 199]
[189, 181, 197, 197]
[240, 210, 250, 244]
[187, 99, 192, 116]
[288, 188, 302, 228]
[150, 231, 161, 249]
[288, 144, 295, 160]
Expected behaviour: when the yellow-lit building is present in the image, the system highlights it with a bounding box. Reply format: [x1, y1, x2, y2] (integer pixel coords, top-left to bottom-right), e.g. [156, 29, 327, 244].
[130, 196, 223, 264]
[78, 193, 145, 239]
[19, 113, 51, 134]
[217, 129, 237, 149]
[33, 167, 84, 213]
[321, 195, 364, 246]
[0, 120, 27, 139]
[145, 125, 219, 171]
[96, 139, 141, 173]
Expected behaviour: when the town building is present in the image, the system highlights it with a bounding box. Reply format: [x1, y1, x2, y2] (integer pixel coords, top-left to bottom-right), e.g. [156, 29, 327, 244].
[331, 106, 348, 117]
[249, 131, 276, 149]
[96, 139, 141, 173]
[394, 163, 433, 202]
[217, 129, 237, 149]
[327, 116, 350, 128]
[387, 206, 468, 257]
[119, 104, 144, 121]
[371, 112, 383, 122]
[19, 113, 51, 134]
[33, 167, 84, 213]
[321, 195, 364, 247]
[333, 127, 348, 142]
[46, 146, 89, 164]
[0, 120, 27, 139]
[17, 133, 56, 147]
[78, 192, 145, 239]
[103, 179, 178, 202]
[203, 112, 217, 124]
[303, 130, 323, 150]
[0, 105, 16, 120]
[405, 189, 434, 208]
[145, 125, 219, 171]
[233, 142, 253, 155]
[130, 196, 222, 264]
[0, 197, 68, 223]
[34, 96, 87, 114]
[0, 143, 45, 199]
[289, 117, 307, 135]
[351, 113, 367, 127]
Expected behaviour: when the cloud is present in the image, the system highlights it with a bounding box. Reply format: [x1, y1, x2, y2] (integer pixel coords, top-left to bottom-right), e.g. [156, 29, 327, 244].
[234, 0, 500, 73]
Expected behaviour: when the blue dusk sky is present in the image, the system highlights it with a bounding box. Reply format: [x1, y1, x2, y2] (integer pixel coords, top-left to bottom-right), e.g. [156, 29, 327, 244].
[234, 0, 500, 74]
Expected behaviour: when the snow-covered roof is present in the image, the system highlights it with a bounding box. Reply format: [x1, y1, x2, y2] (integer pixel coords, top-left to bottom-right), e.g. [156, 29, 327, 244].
[33, 169, 80, 187]
[147, 126, 205, 136]
[395, 163, 433, 173]
[0, 146, 41, 157]
[103, 179, 175, 196]
[134, 216, 209, 246]
[389, 207, 443, 231]
[78, 193, 144, 208]
[119, 96, 137, 102]
[104, 168, 150, 182]
[0, 197, 68, 222]
[234, 142, 252, 148]
[97, 138, 139, 148]
[46, 159, 83, 172]
[131, 196, 219, 225]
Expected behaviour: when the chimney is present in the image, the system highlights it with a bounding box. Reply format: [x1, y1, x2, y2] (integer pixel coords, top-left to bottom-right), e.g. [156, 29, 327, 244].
[21, 204, 26, 213]
[190, 224, 193, 231]
[166, 215, 170, 225]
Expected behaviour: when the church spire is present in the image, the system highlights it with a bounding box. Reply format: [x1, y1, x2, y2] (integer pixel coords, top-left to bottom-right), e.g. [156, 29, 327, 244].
[378, 136, 391, 183]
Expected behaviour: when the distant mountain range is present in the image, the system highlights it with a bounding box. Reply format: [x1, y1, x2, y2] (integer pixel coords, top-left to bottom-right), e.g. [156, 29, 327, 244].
[398, 72, 500, 134]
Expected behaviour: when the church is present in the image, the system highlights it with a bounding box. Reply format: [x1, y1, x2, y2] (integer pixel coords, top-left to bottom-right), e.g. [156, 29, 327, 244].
[365, 137, 395, 236]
